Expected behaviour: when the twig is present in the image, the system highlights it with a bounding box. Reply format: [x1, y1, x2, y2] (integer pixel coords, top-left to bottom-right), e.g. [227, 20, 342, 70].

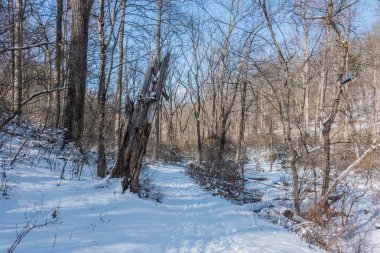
[10, 138, 28, 166]
[8, 210, 60, 253]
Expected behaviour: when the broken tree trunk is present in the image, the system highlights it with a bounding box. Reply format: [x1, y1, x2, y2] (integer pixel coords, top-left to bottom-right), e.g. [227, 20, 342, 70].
[111, 53, 170, 194]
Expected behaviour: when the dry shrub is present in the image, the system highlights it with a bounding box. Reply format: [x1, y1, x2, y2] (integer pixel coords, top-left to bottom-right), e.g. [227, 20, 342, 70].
[146, 142, 184, 162]
[187, 161, 261, 205]
[184, 136, 261, 204]
[139, 166, 164, 203]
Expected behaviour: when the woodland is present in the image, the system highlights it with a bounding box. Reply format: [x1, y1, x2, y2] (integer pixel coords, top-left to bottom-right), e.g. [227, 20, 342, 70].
[0, 0, 380, 252]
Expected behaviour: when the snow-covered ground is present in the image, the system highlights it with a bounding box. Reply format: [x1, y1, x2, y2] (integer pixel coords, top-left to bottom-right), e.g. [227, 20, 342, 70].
[0, 126, 322, 253]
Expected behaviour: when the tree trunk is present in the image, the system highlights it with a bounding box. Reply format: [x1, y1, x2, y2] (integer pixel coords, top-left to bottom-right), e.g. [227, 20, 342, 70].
[211, 77, 217, 144]
[63, 0, 94, 145]
[303, 23, 309, 135]
[373, 49, 377, 127]
[217, 114, 229, 166]
[167, 95, 175, 146]
[321, 0, 350, 196]
[115, 0, 126, 147]
[195, 109, 202, 162]
[96, 0, 107, 178]
[8, 0, 15, 110]
[111, 54, 170, 194]
[14, 0, 23, 113]
[54, 0, 63, 127]
[290, 148, 300, 214]
[154, 0, 163, 160]
[235, 80, 247, 164]
[321, 49, 348, 196]
[195, 78, 202, 162]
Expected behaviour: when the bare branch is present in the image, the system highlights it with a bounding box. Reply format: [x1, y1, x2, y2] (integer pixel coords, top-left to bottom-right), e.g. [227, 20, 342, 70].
[0, 42, 53, 54]
[0, 87, 66, 130]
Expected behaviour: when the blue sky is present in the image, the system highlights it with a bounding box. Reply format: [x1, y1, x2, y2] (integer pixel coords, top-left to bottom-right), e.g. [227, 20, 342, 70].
[357, 0, 379, 32]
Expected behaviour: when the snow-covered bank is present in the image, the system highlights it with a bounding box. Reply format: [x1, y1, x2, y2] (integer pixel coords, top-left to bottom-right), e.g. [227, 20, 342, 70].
[244, 150, 380, 252]
[0, 126, 322, 252]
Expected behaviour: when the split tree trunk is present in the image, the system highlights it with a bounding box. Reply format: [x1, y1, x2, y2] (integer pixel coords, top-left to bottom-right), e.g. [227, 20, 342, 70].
[111, 53, 170, 194]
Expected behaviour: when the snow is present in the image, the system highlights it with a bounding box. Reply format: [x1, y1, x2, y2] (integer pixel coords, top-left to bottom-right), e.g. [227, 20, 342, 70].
[0, 164, 321, 253]
[0, 128, 322, 252]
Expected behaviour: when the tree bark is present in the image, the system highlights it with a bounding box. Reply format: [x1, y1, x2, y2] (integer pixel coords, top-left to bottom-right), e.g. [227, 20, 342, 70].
[63, 0, 94, 145]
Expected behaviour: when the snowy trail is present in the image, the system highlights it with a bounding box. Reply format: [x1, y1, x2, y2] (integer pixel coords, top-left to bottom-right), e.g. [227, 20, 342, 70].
[1, 163, 321, 253]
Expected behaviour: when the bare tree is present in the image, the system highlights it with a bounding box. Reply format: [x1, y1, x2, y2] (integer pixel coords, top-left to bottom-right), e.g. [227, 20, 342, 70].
[259, 0, 304, 214]
[320, 0, 352, 197]
[97, 0, 119, 177]
[184, 16, 209, 162]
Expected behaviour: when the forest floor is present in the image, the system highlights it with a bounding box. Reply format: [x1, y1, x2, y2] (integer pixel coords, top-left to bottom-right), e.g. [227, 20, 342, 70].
[0, 124, 324, 253]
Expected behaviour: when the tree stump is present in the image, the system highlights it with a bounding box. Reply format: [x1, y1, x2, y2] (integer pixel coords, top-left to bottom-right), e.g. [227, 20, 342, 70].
[111, 53, 170, 194]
